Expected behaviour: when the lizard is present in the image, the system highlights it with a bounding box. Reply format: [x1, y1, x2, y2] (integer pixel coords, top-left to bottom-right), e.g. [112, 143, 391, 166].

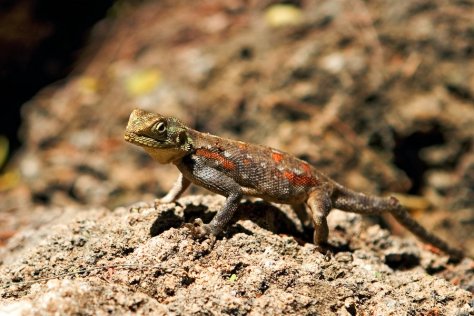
[124, 108, 464, 260]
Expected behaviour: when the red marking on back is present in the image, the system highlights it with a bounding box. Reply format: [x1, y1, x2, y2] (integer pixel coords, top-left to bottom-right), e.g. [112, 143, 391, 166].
[196, 149, 236, 170]
[238, 142, 248, 150]
[300, 162, 311, 174]
[271, 152, 284, 164]
[283, 170, 317, 186]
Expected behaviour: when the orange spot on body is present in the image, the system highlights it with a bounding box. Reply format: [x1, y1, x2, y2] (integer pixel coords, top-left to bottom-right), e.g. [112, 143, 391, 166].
[300, 162, 311, 174]
[238, 142, 248, 150]
[283, 170, 317, 186]
[196, 149, 236, 170]
[271, 152, 284, 163]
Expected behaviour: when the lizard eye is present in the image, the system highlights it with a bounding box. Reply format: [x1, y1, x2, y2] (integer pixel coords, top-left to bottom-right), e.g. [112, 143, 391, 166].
[153, 121, 166, 134]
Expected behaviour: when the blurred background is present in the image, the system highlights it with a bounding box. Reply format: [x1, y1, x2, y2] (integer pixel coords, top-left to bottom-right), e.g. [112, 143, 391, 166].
[0, 0, 472, 255]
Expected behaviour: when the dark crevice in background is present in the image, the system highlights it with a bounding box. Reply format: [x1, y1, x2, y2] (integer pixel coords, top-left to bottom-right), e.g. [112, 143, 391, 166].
[0, 0, 115, 168]
[393, 125, 445, 194]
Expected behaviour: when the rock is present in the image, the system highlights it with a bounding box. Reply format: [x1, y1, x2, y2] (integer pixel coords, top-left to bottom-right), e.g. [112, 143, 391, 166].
[1, 195, 472, 315]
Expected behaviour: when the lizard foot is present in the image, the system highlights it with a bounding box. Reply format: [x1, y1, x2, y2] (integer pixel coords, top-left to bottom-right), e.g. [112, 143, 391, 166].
[184, 218, 216, 247]
[314, 244, 333, 261]
[128, 201, 153, 211]
[154, 198, 171, 208]
[154, 198, 181, 208]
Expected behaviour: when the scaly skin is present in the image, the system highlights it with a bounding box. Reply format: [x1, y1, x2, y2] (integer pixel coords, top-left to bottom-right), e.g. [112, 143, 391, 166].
[125, 109, 464, 259]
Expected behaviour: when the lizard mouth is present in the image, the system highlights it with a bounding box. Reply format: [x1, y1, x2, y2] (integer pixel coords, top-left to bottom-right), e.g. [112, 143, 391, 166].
[124, 132, 171, 149]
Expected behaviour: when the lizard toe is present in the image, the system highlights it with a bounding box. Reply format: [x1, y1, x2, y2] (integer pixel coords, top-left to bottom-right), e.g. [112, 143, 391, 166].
[154, 198, 172, 208]
[153, 199, 162, 208]
[185, 218, 213, 239]
[313, 243, 333, 261]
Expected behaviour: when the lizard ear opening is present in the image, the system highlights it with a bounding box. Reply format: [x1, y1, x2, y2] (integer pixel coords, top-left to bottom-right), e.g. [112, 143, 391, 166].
[176, 131, 187, 145]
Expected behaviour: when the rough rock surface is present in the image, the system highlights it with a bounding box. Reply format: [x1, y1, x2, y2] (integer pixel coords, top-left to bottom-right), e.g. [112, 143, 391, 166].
[1, 195, 472, 315]
[0, 0, 473, 314]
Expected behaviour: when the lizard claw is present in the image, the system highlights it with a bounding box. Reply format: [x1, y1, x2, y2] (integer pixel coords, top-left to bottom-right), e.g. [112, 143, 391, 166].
[184, 218, 216, 248]
[184, 218, 212, 238]
[128, 201, 152, 211]
[323, 249, 333, 261]
[154, 198, 163, 208]
[154, 198, 179, 208]
[202, 234, 216, 248]
[314, 244, 333, 261]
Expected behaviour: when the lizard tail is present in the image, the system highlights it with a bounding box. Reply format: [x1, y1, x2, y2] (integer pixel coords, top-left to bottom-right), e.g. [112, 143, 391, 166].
[390, 205, 464, 260]
[332, 185, 464, 260]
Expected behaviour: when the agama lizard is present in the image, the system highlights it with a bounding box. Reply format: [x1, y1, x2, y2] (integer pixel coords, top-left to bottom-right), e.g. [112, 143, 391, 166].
[124, 109, 464, 259]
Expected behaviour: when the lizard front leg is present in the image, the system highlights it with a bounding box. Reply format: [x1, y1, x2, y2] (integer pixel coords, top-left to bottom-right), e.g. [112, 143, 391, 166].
[155, 173, 190, 206]
[182, 164, 243, 240]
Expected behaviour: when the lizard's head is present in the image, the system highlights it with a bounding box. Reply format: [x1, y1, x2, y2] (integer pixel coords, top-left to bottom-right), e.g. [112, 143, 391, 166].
[124, 109, 192, 163]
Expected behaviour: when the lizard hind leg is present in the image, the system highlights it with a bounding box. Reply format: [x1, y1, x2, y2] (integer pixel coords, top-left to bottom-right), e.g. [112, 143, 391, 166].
[291, 203, 311, 228]
[306, 189, 332, 248]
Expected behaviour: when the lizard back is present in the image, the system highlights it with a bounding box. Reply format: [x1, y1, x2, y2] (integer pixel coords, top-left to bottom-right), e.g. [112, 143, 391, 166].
[179, 130, 326, 204]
